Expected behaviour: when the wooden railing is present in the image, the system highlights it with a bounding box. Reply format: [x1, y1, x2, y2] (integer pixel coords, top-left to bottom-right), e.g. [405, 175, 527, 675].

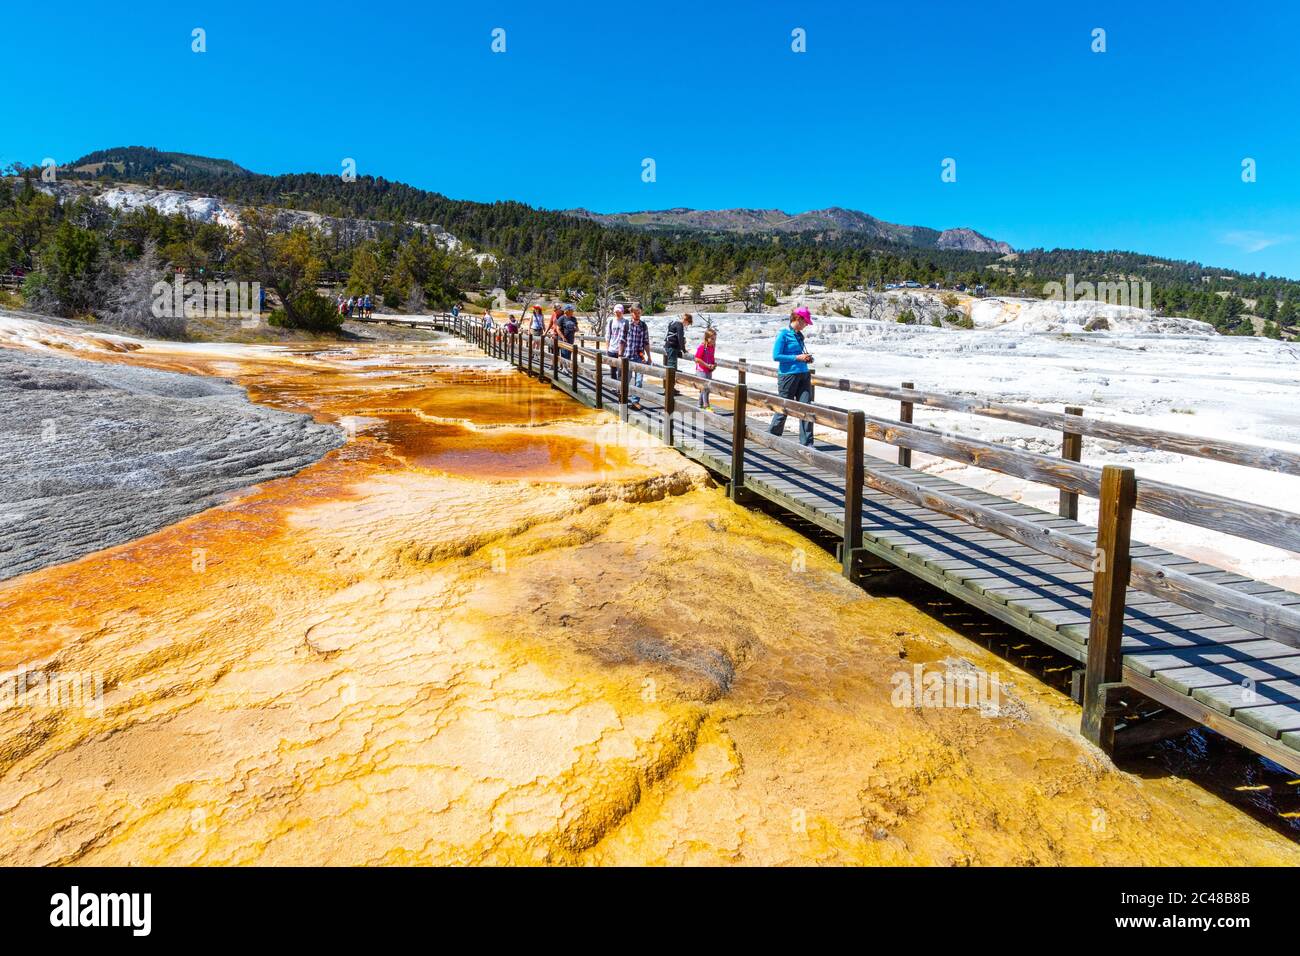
[442, 314, 1300, 754]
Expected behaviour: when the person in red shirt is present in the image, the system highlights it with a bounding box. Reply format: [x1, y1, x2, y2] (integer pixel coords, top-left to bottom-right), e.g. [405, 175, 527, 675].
[694, 327, 717, 410]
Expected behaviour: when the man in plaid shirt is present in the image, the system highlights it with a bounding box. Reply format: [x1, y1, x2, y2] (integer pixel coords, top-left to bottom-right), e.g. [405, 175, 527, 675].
[622, 306, 649, 409]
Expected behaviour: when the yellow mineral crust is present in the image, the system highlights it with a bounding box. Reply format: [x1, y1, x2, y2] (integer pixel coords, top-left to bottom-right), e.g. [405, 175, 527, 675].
[0, 331, 1296, 866]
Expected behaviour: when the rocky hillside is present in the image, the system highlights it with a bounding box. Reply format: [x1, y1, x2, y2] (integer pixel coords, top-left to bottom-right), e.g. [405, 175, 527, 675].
[565, 205, 1014, 253]
[33, 179, 465, 249]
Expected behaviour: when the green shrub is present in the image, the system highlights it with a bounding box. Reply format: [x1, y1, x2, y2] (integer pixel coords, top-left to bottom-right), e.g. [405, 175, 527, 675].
[833, 304, 852, 317]
[896, 309, 916, 325]
[271, 292, 343, 332]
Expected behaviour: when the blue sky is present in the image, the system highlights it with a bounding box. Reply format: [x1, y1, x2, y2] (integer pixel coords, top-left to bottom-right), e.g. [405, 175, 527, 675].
[3, 0, 1297, 277]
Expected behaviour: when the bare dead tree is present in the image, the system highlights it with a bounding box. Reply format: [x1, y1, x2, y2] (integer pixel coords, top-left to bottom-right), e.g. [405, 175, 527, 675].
[104, 240, 186, 338]
[593, 250, 615, 335]
[861, 291, 888, 324]
[405, 282, 427, 314]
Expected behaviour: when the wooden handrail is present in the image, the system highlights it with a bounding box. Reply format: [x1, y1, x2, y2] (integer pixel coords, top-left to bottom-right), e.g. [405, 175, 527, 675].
[709, 355, 1300, 477]
[743, 389, 851, 431]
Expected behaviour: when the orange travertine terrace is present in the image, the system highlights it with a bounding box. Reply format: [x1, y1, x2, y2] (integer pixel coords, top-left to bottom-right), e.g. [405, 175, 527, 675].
[0, 323, 1297, 866]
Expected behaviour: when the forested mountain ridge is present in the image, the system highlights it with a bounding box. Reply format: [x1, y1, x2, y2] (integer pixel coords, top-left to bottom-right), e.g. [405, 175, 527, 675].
[6, 146, 1300, 338]
[565, 206, 1014, 253]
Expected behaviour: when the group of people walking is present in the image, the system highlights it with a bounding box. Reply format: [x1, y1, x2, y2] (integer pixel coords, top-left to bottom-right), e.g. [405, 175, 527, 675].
[603, 305, 721, 413]
[336, 293, 374, 319]
[483, 304, 581, 344]
[471, 300, 818, 446]
[603, 303, 815, 445]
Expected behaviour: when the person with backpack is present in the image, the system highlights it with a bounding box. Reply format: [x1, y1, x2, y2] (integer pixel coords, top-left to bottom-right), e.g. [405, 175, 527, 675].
[662, 312, 692, 397]
[663, 313, 692, 369]
[768, 307, 815, 446]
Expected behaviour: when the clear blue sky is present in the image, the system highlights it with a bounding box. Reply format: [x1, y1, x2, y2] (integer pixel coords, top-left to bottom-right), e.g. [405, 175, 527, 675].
[4, 0, 1298, 277]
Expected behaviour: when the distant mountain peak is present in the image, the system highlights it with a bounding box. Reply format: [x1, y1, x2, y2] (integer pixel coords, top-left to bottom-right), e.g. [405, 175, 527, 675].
[564, 205, 1013, 253]
[67, 146, 250, 179]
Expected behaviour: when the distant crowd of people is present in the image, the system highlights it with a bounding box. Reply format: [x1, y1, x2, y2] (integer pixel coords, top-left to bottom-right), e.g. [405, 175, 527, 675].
[335, 293, 375, 319]
[470, 301, 816, 445]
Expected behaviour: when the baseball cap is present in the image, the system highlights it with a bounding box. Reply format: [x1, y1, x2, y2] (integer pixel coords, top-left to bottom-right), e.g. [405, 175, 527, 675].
[614, 304, 625, 314]
[793, 306, 812, 323]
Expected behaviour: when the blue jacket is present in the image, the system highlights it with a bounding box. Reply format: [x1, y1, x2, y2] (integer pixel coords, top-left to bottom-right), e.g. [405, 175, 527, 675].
[772, 326, 810, 374]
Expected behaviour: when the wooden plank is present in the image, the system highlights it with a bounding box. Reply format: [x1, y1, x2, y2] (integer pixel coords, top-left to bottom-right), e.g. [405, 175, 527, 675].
[1153, 656, 1300, 695]
[1124, 669, 1300, 770]
[1125, 639, 1300, 677]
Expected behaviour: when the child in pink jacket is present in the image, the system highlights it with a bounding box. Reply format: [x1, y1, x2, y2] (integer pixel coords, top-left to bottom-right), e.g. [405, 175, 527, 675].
[694, 328, 717, 410]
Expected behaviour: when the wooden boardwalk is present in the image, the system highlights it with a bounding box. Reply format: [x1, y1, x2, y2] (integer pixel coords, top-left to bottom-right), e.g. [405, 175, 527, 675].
[413, 314, 1300, 773]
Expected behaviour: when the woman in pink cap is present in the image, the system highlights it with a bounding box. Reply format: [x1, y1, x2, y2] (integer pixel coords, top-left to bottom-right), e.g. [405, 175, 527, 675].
[768, 306, 815, 446]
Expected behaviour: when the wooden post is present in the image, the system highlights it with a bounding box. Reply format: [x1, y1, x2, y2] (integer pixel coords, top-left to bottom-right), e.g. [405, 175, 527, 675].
[729, 383, 747, 501]
[619, 357, 630, 421]
[664, 367, 676, 446]
[570, 342, 579, 393]
[737, 359, 747, 386]
[1059, 406, 1084, 520]
[552, 337, 561, 386]
[594, 352, 604, 409]
[842, 410, 865, 578]
[1081, 465, 1137, 753]
[527, 334, 535, 376]
[899, 381, 914, 468]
